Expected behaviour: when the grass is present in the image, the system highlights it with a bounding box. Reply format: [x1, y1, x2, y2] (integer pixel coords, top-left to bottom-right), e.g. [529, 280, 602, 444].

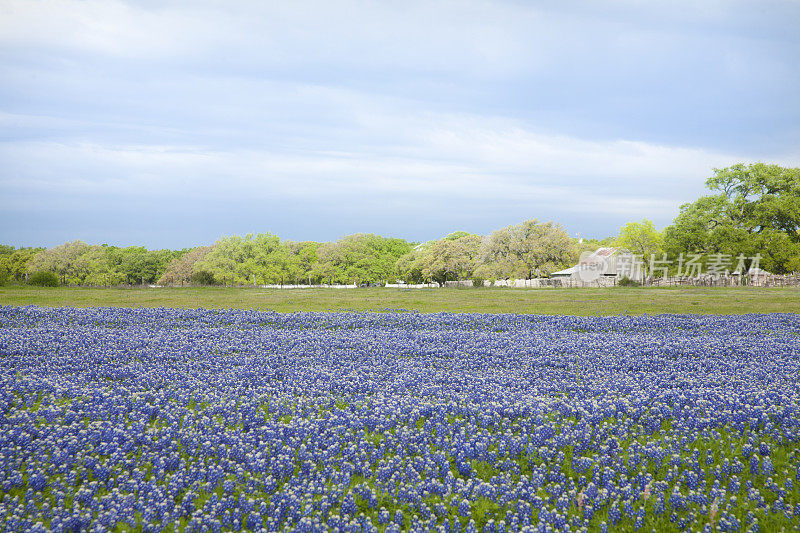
[1, 285, 799, 314]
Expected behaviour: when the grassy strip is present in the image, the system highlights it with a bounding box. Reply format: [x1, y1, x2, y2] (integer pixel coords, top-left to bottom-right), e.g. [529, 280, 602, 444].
[1, 286, 799, 315]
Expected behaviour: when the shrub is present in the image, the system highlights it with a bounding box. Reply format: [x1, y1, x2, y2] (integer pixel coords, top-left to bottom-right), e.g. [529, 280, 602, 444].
[28, 271, 59, 287]
[190, 270, 217, 286]
[471, 277, 485, 288]
[618, 276, 641, 287]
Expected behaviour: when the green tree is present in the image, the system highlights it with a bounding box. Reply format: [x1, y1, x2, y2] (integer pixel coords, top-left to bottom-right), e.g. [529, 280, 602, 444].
[313, 234, 411, 285]
[394, 248, 426, 283]
[419, 233, 482, 283]
[476, 220, 578, 279]
[0, 246, 44, 283]
[116, 246, 178, 285]
[159, 245, 216, 285]
[27, 240, 92, 285]
[196, 233, 298, 285]
[663, 163, 800, 273]
[26, 242, 180, 286]
[28, 270, 59, 287]
[615, 219, 663, 274]
[575, 237, 615, 256]
[77, 246, 118, 286]
[284, 241, 319, 284]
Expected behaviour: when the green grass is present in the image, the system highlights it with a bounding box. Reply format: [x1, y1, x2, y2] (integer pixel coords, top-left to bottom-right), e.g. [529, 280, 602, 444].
[1, 285, 799, 314]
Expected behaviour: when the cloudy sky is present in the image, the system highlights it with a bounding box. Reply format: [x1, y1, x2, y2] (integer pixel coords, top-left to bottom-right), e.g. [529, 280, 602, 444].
[1, 0, 799, 248]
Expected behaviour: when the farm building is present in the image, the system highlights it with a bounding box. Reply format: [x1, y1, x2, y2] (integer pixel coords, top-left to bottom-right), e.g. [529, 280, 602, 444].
[551, 247, 619, 281]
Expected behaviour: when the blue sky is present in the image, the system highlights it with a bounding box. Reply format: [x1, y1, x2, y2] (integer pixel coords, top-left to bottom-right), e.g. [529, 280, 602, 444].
[1, 0, 799, 248]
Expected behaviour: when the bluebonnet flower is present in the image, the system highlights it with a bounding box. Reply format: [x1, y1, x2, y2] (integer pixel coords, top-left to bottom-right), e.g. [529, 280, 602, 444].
[0, 307, 798, 531]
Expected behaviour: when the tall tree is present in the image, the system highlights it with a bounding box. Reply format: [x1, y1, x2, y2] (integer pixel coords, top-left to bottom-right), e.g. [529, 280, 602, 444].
[159, 245, 216, 285]
[419, 233, 482, 283]
[663, 163, 800, 273]
[394, 247, 426, 284]
[27, 240, 91, 285]
[615, 219, 663, 274]
[476, 220, 578, 279]
[197, 234, 289, 285]
[0, 246, 43, 283]
[313, 234, 412, 285]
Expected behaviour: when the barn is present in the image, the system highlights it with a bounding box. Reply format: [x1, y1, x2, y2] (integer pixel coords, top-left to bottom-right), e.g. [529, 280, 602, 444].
[551, 247, 619, 281]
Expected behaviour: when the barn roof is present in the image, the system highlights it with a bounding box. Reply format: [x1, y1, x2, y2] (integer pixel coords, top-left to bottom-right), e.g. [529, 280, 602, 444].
[551, 247, 618, 276]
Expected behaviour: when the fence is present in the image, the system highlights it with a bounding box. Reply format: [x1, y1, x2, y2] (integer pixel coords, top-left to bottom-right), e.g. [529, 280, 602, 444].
[490, 277, 618, 288]
[485, 274, 800, 288]
[385, 283, 440, 289]
[644, 274, 800, 288]
[259, 284, 358, 289]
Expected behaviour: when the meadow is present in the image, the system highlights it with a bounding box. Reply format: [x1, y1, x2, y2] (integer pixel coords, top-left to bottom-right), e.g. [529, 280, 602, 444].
[1, 306, 799, 532]
[2, 286, 800, 315]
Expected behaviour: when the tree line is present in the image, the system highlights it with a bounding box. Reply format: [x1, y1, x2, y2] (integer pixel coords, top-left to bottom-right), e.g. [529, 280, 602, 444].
[3, 242, 182, 286]
[1, 163, 797, 286]
[1, 222, 578, 287]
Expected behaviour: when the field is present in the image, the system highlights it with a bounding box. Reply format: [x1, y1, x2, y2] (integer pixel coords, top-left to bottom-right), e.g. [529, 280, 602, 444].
[2, 285, 800, 314]
[2, 306, 799, 532]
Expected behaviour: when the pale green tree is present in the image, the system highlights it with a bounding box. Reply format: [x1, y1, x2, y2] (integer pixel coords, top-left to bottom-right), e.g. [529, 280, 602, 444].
[159, 245, 216, 285]
[615, 219, 663, 274]
[197, 234, 288, 285]
[394, 248, 426, 283]
[476, 220, 578, 279]
[0, 246, 43, 283]
[313, 234, 411, 285]
[27, 240, 91, 285]
[419, 233, 482, 283]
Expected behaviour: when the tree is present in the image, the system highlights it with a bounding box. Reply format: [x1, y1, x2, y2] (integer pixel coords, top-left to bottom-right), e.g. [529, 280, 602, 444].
[662, 163, 800, 273]
[475, 227, 522, 280]
[26, 242, 180, 286]
[28, 271, 59, 287]
[514, 220, 578, 277]
[27, 241, 91, 285]
[419, 233, 482, 283]
[284, 241, 319, 284]
[575, 237, 615, 256]
[115, 246, 178, 285]
[197, 234, 288, 285]
[159, 245, 216, 285]
[615, 219, 663, 274]
[707, 163, 800, 239]
[0, 246, 44, 283]
[476, 220, 578, 279]
[313, 234, 411, 285]
[76, 245, 119, 286]
[394, 248, 426, 283]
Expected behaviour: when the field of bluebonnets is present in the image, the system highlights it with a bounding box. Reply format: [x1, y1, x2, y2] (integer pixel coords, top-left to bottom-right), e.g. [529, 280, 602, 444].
[1, 306, 800, 533]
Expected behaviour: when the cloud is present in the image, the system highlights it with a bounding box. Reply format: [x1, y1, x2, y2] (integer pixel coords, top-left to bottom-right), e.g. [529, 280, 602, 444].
[2, 105, 777, 223]
[0, 1, 798, 246]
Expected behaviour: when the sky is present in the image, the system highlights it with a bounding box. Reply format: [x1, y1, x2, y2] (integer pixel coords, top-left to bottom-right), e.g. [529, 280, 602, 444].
[1, 0, 799, 249]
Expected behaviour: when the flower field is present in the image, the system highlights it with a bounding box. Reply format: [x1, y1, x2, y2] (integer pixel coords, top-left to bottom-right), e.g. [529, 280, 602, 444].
[1, 307, 800, 532]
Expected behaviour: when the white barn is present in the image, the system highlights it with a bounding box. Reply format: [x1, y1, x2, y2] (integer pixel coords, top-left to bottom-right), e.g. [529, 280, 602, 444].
[551, 247, 619, 281]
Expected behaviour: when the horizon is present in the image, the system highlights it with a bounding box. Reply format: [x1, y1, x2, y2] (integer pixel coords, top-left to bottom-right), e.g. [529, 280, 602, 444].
[2, 1, 799, 249]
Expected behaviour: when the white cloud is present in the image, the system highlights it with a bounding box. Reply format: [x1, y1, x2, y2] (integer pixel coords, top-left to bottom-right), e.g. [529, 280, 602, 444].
[1, 0, 798, 245]
[2, 104, 781, 224]
[0, 0, 541, 77]
[7, 0, 789, 80]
